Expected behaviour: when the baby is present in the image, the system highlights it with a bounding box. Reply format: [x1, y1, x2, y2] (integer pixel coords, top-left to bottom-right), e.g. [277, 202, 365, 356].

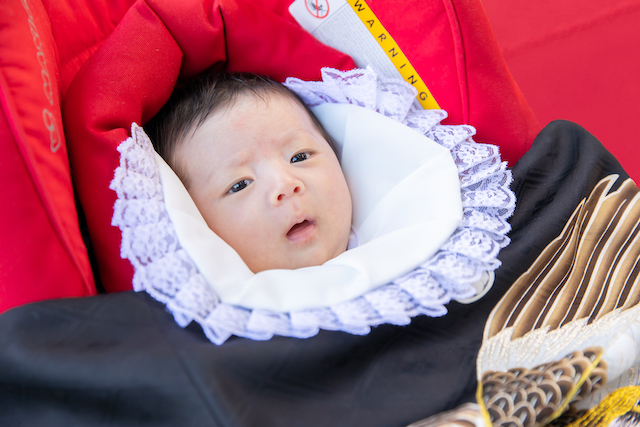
[146, 73, 353, 273]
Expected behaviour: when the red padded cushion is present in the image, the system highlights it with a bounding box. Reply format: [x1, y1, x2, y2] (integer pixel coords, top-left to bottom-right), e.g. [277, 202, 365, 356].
[41, 0, 136, 97]
[64, 0, 540, 293]
[0, 0, 96, 311]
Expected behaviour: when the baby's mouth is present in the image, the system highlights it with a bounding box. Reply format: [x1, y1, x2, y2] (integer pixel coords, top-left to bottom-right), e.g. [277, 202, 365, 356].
[286, 219, 316, 241]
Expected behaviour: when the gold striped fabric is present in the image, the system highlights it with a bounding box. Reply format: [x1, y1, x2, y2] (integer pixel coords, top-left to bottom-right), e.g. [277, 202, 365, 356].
[486, 175, 640, 340]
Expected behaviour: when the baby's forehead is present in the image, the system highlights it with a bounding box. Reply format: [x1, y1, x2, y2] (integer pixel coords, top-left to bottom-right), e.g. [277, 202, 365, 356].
[188, 94, 314, 148]
[227, 89, 309, 117]
[225, 90, 336, 153]
[174, 88, 336, 178]
[206, 91, 321, 135]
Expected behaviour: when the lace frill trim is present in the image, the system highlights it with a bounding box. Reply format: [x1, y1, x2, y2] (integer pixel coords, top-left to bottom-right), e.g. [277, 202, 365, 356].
[110, 67, 515, 344]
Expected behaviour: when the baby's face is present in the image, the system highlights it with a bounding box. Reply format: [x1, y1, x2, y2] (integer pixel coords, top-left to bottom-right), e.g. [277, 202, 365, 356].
[174, 93, 352, 273]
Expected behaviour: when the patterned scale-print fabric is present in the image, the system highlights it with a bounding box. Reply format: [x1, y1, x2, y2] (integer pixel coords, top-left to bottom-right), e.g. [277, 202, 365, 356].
[481, 347, 608, 427]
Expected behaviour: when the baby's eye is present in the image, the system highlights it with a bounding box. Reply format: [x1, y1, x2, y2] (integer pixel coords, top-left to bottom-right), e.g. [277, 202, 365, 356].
[291, 152, 310, 163]
[227, 179, 252, 194]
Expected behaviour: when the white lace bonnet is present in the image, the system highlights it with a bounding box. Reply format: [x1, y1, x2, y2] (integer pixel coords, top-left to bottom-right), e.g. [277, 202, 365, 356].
[110, 67, 515, 344]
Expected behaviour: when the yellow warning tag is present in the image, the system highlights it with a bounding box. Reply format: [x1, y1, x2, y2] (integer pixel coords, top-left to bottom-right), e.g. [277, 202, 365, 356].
[346, 0, 440, 109]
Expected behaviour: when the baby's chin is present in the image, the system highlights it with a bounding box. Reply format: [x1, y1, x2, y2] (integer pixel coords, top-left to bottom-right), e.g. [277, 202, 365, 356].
[245, 242, 349, 273]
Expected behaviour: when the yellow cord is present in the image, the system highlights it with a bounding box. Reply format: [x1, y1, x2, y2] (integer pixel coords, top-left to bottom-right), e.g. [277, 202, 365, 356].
[476, 381, 493, 427]
[544, 351, 606, 425]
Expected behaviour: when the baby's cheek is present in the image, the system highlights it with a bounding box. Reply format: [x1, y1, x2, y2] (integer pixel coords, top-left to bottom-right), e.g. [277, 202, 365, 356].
[338, 176, 353, 221]
[330, 183, 353, 244]
[204, 205, 250, 247]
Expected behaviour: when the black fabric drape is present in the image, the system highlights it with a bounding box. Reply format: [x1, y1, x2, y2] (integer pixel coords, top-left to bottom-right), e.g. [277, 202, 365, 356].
[0, 121, 629, 426]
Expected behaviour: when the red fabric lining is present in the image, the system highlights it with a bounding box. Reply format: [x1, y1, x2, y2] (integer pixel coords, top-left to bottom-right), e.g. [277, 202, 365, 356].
[500, 2, 640, 59]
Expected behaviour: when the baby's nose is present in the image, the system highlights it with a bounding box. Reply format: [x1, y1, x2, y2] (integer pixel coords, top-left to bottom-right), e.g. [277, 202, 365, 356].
[271, 173, 304, 204]
[277, 185, 301, 201]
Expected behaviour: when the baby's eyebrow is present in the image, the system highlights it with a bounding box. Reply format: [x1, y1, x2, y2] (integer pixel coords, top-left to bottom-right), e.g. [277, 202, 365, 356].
[265, 128, 316, 154]
[225, 150, 252, 168]
[220, 128, 316, 171]
[196, 150, 250, 187]
[282, 128, 317, 146]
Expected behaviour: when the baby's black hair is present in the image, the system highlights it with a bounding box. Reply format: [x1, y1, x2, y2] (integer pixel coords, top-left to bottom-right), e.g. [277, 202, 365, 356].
[144, 72, 335, 185]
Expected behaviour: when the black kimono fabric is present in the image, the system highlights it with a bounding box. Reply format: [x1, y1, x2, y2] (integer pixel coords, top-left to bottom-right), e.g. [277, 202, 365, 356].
[0, 121, 629, 427]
